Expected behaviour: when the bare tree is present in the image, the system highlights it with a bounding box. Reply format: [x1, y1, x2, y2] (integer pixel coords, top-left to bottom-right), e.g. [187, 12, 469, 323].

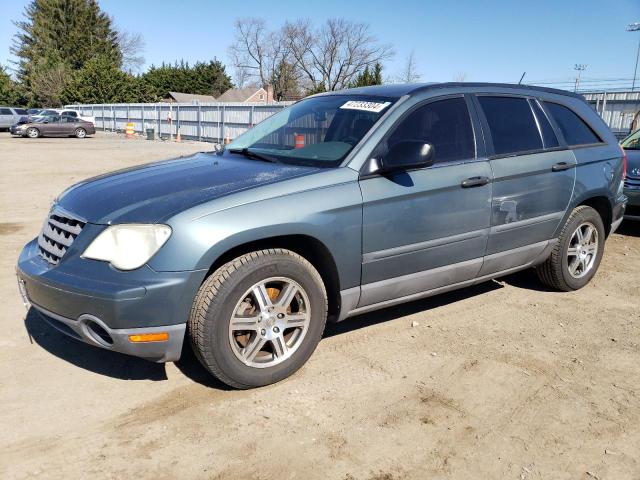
[231, 17, 393, 93]
[453, 71, 468, 82]
[283, 18, 393, 91]
[30, 62, 69, 106]
[229, 18, 289, 88]
[116, 29, 145, 74]
[397, 50, 421, 83]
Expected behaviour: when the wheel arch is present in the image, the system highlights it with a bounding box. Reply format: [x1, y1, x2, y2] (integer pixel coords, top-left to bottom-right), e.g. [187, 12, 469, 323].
[577, 195, 612, 237]
[202, 234, 342, 320]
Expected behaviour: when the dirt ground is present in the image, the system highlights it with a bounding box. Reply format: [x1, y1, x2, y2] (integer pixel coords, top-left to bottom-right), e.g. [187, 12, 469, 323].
[0, 131, 639, 480]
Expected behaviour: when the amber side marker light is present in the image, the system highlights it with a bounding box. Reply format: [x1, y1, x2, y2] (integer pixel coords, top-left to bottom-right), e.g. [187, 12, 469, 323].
[128, 332, 169, 343]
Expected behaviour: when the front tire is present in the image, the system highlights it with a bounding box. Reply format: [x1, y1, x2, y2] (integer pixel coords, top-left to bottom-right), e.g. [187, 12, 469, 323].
[26, 127, 39, 138]
[536, 205, 605, 291]
[188, 249, 328, 389]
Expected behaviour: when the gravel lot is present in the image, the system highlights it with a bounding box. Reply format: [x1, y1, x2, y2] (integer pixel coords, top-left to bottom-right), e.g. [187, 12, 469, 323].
[1, 131, 639, 480]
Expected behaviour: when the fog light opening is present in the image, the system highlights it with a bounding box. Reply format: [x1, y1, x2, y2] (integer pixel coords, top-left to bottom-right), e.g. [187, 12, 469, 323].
[85, 320, 114, 346]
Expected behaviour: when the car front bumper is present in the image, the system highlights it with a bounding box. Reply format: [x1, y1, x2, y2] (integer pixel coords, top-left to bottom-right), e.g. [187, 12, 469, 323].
[17, 238, 207, 362]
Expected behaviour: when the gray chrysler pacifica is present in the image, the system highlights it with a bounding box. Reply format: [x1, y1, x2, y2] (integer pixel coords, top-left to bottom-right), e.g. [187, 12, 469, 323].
[17, 83, 627, 388]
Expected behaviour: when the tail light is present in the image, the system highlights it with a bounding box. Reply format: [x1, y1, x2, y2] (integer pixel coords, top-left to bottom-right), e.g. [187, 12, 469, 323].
[620, 145, 627, 180]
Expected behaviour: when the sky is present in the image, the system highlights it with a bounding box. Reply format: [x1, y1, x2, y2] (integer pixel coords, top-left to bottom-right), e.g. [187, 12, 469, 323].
[1, 0, 639, 89]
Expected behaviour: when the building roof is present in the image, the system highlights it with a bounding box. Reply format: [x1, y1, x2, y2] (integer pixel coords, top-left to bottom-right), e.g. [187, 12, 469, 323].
[216, 86, 265, 102]
[166, 91, 218, 103]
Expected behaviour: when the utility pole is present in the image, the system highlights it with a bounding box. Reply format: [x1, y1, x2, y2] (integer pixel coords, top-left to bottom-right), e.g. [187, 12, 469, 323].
[627, 22, 640, 91]
[574, 64, 587, 92]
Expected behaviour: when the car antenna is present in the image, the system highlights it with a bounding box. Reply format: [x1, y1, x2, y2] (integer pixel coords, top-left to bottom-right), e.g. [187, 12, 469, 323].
[518, 72, 526, 85]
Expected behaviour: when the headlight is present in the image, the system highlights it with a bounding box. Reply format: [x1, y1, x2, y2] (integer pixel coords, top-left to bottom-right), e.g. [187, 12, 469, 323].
[82, 224, 172, 270]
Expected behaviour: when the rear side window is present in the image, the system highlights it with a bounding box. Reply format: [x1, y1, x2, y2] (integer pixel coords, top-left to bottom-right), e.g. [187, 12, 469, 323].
[383, 97, 475, 164]
[14, 108, 28, 115]
[478, 96, 542, 155]
[0, 108, 12, 115]
[62, 111, 78, 117]
[544, 102, 601, 146]
[530, 100, 559, 148]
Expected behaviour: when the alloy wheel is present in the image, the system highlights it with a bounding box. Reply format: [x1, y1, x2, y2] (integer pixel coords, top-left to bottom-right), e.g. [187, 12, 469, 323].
[566, 221, 598, 278]
[228, 277, 311, 368]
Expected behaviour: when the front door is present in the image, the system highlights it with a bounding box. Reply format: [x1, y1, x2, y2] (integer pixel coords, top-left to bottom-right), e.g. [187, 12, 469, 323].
[358, 96, 492, 307]
[473, 95, 576, 276]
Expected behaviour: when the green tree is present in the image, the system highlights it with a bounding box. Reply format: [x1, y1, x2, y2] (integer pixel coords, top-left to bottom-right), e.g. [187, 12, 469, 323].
[348, 63, 383, 88]
[62, 55, 158, 104]
[0, 66, 21, 105]
[142, 59, 233, 99]
[12, 0, 121, 105]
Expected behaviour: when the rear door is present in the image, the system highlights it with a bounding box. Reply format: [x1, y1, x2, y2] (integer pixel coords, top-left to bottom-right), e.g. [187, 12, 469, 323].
[473, 95, 576, 275]
[358, 95, 492, 307]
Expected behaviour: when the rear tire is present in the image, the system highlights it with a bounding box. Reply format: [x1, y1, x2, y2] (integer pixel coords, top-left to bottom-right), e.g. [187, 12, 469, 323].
[26, 127, 39, 138]
[188, 249, 327, 389]
[536, 206, 605, 291]
[75, 127, 86, 139]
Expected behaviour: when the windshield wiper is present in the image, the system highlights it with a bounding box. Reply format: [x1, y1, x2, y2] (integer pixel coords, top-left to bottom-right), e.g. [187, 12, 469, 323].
[228, 147, 278, 163]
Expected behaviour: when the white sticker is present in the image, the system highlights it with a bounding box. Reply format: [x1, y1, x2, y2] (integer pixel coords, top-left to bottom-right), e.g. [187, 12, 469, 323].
[340, 100, 391, 113]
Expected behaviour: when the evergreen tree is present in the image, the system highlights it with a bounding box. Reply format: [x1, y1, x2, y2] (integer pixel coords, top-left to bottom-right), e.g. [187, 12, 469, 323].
[11, 0, 121, 105]
[142, 59, 233, 99]
[0, 66, 22, 105]
[348, 63, 383, 88]
[62, 55, 158, 104]
[271, 60, 300, 101]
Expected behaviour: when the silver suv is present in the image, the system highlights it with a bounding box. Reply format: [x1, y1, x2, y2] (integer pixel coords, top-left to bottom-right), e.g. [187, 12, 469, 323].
[17, 83, 627, 388]
[0, 106, 29, 129]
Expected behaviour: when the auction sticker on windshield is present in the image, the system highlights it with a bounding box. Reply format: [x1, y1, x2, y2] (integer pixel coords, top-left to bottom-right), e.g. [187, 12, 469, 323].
[340, 101, 391, 113]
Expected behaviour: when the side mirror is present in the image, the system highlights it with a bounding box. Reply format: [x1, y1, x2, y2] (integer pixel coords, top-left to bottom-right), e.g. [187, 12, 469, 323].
[373, 141, 434, 174]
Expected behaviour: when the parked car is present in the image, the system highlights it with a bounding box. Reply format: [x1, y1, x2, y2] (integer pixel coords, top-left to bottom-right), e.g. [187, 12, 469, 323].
[621, 128, 640, 220]
[0, 106, 29, 130]
[11, 115, 96, 138]
[17, 83, 626, 388]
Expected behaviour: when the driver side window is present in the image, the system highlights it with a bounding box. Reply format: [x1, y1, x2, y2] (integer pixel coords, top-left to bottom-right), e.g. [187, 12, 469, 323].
[379, 97, 475, 167]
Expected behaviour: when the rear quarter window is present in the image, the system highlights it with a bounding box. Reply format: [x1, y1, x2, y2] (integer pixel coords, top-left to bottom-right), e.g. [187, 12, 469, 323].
[544, 102, 602, 146]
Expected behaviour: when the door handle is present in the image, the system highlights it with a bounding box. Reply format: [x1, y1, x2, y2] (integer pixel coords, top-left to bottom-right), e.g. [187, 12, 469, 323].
[552, 162, 574, 172]
[461, 176, 490, 188]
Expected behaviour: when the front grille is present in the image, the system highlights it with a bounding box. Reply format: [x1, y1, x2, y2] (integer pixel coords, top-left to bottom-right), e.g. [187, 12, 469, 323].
[625, 173, 640, 190]
[37, 210, 85, 265]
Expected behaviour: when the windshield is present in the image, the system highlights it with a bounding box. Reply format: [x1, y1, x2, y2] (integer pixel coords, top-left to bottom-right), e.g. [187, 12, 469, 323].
[621, 129, 640, 150]
[226, 95, 395, 167]
[35, 109, 58, 116]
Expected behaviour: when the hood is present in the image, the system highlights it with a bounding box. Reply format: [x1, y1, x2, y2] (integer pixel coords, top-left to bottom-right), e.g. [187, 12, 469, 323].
[56, 152, 319, 224]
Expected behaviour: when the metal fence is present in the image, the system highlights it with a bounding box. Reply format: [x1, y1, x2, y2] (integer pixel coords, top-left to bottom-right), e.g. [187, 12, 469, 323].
[63, 102, 294, 143]
[583, 91, 640, 139]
